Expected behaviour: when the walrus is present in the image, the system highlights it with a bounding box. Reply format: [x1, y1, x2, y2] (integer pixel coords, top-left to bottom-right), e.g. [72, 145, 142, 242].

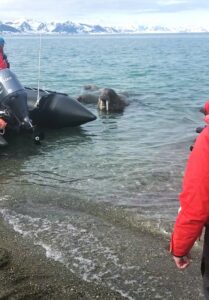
[77, 86, 129, 113]
[83, 84, 100, 92]
[77, 93, 99, 104]
[97, 88, 128, 112]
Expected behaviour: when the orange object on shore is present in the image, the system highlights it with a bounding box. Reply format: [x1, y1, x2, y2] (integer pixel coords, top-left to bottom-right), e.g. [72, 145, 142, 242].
[0, 118, 7, 130]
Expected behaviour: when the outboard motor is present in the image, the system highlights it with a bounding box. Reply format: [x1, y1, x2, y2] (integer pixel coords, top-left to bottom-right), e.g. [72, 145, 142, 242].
[0, 69, 32, 131]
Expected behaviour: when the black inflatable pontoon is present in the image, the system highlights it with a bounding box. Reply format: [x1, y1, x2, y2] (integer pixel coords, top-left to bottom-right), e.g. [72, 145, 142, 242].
[0, 69, 96, 145]
[25, 87, 96, 129]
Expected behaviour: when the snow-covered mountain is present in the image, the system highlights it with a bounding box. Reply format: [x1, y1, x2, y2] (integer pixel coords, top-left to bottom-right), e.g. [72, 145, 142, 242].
[1, 19, 118, 34]
[0, 19, 209, 34]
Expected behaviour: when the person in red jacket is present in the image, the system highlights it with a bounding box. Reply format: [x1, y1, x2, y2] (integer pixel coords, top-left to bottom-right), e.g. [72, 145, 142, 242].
[0, 36, 9, 70]
[170, 119, 209, 298]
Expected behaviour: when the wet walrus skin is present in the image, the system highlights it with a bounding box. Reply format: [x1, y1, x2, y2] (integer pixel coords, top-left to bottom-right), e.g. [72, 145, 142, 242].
[77, 86, 129, 112]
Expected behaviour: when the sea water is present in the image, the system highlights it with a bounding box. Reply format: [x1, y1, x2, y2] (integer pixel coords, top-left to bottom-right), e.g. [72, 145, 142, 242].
[0, 34, 208, 299]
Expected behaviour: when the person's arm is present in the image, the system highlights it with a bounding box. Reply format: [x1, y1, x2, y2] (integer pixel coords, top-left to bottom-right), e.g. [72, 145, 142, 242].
[0, 52, 7, 69]
[170, 127, 209, 265]
[3, 53, 10, 68]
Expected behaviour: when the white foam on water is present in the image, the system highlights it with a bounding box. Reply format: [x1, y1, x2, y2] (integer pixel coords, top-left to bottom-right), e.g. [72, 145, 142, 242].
[0, 208, 145, 299]
[35, 242, 64, 262]
[0, 196, 10, 202]
[115, 290, 135, 300]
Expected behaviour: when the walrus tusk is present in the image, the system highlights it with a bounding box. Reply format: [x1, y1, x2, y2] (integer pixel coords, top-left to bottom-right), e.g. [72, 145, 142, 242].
[106, 100, 109, 112]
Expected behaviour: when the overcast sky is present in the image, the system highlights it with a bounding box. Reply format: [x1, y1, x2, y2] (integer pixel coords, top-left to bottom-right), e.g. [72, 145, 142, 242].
[1, 0, 209, 27]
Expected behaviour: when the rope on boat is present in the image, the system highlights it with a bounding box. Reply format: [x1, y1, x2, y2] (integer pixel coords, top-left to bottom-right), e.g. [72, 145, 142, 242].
[36, 33, 42, 105]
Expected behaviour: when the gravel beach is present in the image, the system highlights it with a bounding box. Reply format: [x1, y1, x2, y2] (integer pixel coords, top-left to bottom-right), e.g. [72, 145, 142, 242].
[0, 215, 205, 300]
[0, 217, 125, 300]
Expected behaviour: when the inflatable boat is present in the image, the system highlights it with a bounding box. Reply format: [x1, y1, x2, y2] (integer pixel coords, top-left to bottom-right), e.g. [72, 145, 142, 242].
[0, 69, 96, 146]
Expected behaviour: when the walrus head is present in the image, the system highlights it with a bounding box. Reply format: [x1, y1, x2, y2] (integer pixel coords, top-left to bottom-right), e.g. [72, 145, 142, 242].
[98, 88, 123, 112]
[98, 95, 110, 111]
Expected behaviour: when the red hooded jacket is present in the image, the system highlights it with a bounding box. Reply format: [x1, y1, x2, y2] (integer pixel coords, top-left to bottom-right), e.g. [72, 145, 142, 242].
[204, 100, 209, 115]
[170, 125, 209, 257]
[0, 48, 9, 70]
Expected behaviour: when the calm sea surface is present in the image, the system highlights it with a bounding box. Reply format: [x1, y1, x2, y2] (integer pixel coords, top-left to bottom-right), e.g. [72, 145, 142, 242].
[0, 34, 208, 299]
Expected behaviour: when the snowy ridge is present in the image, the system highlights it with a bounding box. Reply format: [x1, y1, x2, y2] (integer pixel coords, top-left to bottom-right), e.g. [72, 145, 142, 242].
[0, 19, 209, 34]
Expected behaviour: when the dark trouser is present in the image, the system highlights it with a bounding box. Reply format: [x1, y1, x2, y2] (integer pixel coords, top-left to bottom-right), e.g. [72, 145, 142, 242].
[202, 226, 209, 299]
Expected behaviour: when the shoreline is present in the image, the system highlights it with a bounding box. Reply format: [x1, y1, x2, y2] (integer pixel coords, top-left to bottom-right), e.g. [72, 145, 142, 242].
[0, 215, 205, 299]
[0, 217, 125, 299]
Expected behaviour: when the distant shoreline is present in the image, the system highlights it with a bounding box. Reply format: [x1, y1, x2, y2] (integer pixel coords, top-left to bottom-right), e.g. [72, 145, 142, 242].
[2, 32, 209, 37]
[1, 19, 209, 35]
